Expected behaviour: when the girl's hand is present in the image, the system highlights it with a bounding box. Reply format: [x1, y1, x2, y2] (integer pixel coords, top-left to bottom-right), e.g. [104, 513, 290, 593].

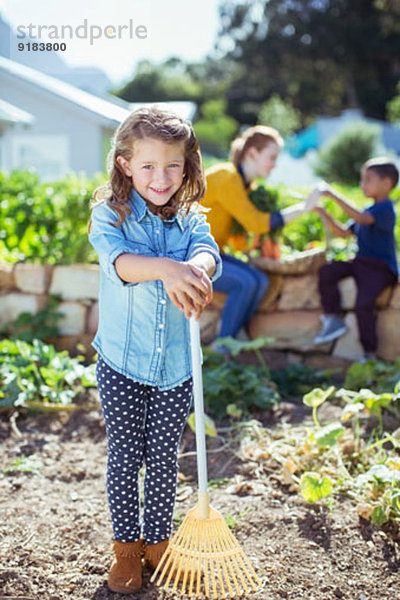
[315, 181, 334, 198]
[161, 259, 212, 319]
[187, 263, 213, 320]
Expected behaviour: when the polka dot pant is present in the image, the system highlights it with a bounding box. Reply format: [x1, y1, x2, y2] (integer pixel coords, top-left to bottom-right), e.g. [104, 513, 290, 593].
[96, 357, 193, 544]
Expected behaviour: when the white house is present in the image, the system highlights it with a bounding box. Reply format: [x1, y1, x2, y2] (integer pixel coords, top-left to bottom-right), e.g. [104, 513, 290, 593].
[0, 56, 196, 180]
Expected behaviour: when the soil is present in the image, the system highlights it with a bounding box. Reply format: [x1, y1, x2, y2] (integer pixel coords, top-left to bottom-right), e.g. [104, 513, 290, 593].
[0, 393, 399, 600]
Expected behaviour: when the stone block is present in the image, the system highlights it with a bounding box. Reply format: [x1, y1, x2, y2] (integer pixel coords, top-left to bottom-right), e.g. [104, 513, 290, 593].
[304, 354, 351, 371]
[0, 293, 45, 326]
[376, 309, 400, 362]
[50, 265, 99, 300]
[86, 301, 99, 336]
[332, 313, 363, 361]
[200, 308, 220, 344]
[259, 274, 283, 311]
[58, 301, 87, 335]
[14, 263, 53, 294]
[0, 264, 15, 291]
[47, 334, 96, 359]
[338, 278, 357, 310]
[248, 310, 328, 353]
[277, 274, 319, 311]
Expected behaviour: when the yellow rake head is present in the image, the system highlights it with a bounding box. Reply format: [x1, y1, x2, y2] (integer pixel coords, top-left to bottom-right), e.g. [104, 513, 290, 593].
[150, 504, 262, 598]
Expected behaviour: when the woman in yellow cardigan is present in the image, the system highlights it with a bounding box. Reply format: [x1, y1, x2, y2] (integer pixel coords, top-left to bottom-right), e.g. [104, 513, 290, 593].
[201, 125, 310, 343]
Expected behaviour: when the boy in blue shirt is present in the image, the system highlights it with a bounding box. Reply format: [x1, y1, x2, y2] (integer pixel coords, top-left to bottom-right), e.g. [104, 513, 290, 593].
[313, 157, 399, 360]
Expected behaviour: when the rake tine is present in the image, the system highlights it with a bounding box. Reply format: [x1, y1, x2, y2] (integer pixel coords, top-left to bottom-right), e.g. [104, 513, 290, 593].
[196, 520, 204, 598]
[181, 520, 197, 595]
[219, 522, 245, 598]
[203, 522, 210, 598]
[212, 520, 234, 598]
[170, 522, 194, 593]
[225, 526, 262, 588]
[209, 521, 225, 598]
[206, 522, 218, 600]
[219, 527, 250, 595]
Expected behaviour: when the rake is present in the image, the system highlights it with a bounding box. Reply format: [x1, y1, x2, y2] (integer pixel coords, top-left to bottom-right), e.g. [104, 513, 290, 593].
[151, 316, 263, 598]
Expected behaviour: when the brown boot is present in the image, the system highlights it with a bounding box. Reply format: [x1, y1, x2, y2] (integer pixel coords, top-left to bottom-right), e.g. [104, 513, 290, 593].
[108, 539, 144, 594]
[144, 539, 169, 572]
[145, 539, 198, 583]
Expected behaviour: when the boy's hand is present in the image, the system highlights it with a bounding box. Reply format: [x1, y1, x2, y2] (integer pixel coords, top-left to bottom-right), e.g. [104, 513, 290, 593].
[161, 259, 212, 319]
[313, 203, 328, 216]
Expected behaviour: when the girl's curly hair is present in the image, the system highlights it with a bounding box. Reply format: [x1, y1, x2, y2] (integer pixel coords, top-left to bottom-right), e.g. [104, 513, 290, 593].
[91, 106, 205, 226]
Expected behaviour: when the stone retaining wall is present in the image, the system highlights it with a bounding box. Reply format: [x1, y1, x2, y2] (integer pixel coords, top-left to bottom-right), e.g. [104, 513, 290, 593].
[1, 263, 400, 363]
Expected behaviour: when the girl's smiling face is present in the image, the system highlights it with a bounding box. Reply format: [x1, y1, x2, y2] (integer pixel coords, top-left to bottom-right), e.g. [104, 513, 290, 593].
[117, 137, 186, 210]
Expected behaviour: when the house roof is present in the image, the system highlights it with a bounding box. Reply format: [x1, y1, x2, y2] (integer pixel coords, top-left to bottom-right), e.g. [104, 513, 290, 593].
[0, 56, 197, 127]
[0, 98, 35, 125]
[0, 56, 130, 127]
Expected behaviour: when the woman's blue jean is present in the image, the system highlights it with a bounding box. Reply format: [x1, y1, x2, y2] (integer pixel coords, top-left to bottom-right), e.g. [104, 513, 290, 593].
[213, 253, 269, 338]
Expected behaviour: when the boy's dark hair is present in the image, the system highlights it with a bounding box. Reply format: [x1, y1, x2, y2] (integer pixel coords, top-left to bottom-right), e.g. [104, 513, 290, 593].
[364, 157, 399, 189]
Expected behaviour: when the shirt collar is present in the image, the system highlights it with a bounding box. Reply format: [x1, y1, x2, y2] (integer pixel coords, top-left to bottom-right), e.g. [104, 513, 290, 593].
[129, 189, 185, 231]
[236, 162, 250, 189]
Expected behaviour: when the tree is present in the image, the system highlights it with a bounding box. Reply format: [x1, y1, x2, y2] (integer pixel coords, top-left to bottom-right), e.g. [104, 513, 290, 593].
[115, 58, 202, 102]
[114, 56, 243, 106]
[386, 83, 400, 123]
[194, 100, 239, 157]
[258, 95, 301, 137]
[215, 0, 400, 121]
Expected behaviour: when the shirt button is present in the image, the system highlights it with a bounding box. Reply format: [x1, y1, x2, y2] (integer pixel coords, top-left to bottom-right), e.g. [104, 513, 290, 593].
[156, 229, 160, 234]
[160, 299, 166, 305]
[157, 347, 162, 353]
[159, 323, 164, 329]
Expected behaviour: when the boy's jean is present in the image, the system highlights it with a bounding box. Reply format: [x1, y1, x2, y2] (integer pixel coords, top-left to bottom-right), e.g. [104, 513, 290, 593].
[213, 253, 269, 338]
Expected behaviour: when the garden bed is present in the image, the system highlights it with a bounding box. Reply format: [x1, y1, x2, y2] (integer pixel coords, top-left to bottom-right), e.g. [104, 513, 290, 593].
[1, 396, 399, 600]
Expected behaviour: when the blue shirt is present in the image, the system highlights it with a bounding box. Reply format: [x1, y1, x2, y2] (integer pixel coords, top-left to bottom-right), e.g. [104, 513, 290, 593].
[349, 199, 398, 275]
[89, 190, 222, 390]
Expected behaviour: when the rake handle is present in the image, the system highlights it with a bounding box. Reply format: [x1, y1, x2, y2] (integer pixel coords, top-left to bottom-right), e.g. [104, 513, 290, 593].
[189, 316, 209, 518]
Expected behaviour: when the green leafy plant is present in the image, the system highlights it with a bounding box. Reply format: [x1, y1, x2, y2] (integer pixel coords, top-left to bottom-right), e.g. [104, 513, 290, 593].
[303, 386, 335, 427]
[203, 344, 279, 419]
[0, 338, 96, 411]
[300, 472, 333, 503]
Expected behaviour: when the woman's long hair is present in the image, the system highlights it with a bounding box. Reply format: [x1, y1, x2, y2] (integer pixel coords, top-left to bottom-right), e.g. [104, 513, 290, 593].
[229, 125, 284, 166]
[91, 106, 205, 226]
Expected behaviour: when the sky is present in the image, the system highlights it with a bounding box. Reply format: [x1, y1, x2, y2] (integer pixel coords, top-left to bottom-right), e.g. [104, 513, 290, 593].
[0, 0, 222, 85]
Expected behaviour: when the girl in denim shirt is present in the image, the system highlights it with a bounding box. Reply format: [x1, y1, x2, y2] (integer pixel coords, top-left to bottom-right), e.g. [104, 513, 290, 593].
[89, 106, 221, 594]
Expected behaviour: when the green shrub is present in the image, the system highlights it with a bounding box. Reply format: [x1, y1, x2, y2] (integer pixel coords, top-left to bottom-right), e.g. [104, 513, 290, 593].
[0, 170, 106, 264]
[314, 122, 380, 184]
[258, 95, 301, 138]
[194, 100, 239, 157]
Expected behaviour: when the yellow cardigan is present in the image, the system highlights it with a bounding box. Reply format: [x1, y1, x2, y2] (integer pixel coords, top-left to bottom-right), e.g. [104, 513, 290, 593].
[201, 162, 271, 249]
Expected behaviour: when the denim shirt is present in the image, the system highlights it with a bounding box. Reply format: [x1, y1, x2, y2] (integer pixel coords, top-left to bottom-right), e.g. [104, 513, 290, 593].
[89, 190, 222, 390]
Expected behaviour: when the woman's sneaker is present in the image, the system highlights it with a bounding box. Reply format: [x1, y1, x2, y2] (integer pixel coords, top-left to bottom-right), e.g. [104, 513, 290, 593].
[313, 315, 348, 345]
